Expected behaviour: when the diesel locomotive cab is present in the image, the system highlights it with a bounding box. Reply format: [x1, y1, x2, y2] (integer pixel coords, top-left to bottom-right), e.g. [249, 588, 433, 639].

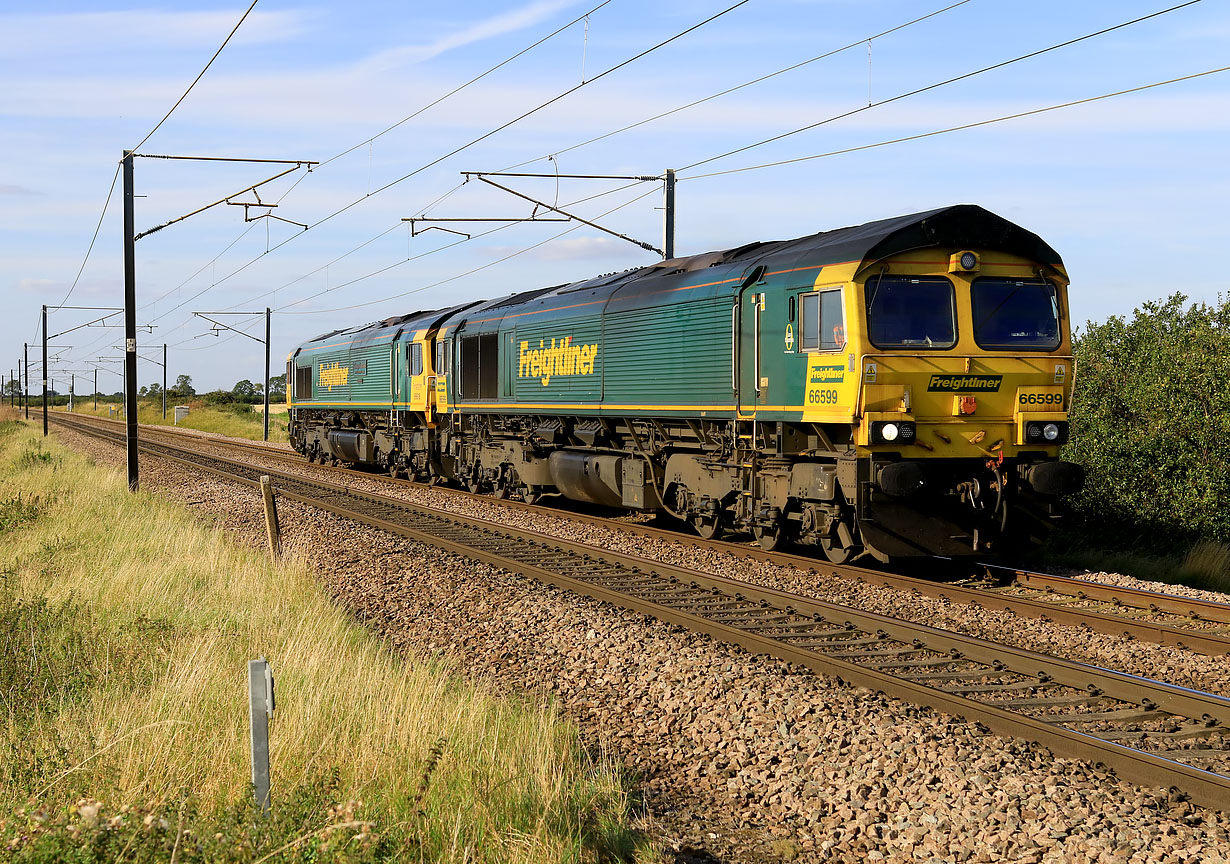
[851, 253, 1084, 560]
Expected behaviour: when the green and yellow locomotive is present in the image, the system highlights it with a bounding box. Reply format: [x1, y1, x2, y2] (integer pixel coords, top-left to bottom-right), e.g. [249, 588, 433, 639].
[288, 204, 1083, 562]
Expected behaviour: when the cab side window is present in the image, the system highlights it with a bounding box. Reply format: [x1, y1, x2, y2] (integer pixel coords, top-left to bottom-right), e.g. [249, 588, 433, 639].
[799, 289, 845, 352]
[409, 343, 423, 376]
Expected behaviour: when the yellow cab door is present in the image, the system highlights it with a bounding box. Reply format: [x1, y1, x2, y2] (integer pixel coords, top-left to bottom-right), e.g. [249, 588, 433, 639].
[406, 334, 430, 420]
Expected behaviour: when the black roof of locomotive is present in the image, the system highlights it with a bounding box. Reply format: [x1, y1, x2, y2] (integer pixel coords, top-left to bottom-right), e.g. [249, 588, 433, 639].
[788, 203, 1064, 272]
[445, 204, 1064, 332]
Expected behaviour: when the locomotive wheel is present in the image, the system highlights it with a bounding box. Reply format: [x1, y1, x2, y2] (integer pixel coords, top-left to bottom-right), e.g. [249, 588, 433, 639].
[521, 485, 542, 505]
[753, 524, 782, 551]
[466, 465, 485, 494]
[819, 535, 853, 564]
[692, 514, 724, 541]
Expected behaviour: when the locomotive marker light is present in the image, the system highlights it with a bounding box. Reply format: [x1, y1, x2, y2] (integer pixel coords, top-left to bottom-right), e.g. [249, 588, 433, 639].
[1043, 423, 1061, 442]
[950, 250, 980, 273]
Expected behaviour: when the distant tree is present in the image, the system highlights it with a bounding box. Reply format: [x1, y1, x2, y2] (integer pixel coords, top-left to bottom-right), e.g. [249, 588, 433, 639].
[171, 374, 195, 398]
[138, 385, 149, 397]
[267, 374, 286, 401]
[147, 382, 162, 399]
[232, 379, 258, 400]
[1, 379, 19, 398]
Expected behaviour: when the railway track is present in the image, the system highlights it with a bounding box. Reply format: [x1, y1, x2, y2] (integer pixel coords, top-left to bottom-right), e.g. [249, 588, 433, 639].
[50, 412, 1230, 810]
[55, 411, 1230, 656]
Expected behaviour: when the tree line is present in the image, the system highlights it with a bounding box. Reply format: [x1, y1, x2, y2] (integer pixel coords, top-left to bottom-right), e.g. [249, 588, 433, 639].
[136, 375, 287, 404]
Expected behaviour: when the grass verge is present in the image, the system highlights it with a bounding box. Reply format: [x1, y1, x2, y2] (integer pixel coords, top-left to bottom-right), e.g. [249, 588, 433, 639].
[0, 414, 653, 862]
[55, 400, 290, 445]
[1036, 529, 1230, 594]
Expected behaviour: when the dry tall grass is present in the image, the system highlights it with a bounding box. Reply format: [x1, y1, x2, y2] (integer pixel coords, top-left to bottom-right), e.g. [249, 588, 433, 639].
[0, 419, 649, 861]
[1180, 539, 1230, 593]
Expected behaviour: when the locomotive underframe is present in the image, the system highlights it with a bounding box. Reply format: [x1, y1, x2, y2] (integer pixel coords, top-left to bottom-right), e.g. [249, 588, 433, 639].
[290, 406, 1068, 562]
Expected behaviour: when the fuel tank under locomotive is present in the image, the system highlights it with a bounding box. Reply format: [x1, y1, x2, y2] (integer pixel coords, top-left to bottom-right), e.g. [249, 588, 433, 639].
[546, 451, 658, 509]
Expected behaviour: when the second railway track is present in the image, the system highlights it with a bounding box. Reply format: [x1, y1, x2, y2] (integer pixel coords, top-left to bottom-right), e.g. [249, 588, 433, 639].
[50, 412, 1230, 810]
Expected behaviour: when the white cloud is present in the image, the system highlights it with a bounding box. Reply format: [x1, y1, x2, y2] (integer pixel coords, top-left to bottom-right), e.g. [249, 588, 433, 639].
[17, 277, 59, 295]
[0, 183, 37, 195]
[357, 0, 580, 73]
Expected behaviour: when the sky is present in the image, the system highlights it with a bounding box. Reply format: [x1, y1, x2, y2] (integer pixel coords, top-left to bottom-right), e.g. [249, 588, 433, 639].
[1, 0, 1227, 395]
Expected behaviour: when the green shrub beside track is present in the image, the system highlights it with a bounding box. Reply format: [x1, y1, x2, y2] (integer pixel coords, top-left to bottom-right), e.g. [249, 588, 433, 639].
[1061, 293, 1230, 589]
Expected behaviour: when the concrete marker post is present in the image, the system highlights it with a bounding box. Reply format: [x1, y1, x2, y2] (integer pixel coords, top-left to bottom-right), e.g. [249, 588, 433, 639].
[260, 475, 281, 559]
[248, 657, 275, 814]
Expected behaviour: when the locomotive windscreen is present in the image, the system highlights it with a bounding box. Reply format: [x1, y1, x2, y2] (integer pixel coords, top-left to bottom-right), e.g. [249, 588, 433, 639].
[865, 275, 957, 350]
[971, 278, 1061, 351]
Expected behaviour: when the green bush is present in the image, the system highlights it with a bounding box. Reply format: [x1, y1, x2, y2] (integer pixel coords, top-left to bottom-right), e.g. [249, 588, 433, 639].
[201, 390, 236, 406]
[1065, 293, 1230, 549]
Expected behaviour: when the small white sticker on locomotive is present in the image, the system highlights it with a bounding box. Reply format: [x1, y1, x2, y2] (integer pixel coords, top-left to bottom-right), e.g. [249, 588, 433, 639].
[864, 362, 877, 383]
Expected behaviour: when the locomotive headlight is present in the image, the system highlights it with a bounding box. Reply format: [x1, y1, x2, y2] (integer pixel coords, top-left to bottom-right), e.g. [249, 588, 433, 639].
[871, 420, 916, 445]
[959, 252, 978, 270]
[1025, 421, 1067, 445]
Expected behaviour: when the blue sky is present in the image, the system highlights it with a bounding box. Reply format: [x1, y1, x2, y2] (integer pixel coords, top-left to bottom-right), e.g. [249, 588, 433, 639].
[2, 0, 1227, 394]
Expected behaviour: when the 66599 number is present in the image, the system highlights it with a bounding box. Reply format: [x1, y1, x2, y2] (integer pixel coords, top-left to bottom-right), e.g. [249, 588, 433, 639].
[808, 388, 839, 405]
[1019, 392, 1063, 405]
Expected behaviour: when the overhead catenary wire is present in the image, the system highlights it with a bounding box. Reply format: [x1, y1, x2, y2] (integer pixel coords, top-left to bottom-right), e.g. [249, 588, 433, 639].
[62, 0, 971, 365]
[272, 0, 617, 209]
[682, 64, 1230, 180]
[60, 0, 261, 361]
[225, 0, 1181, 325]
[50, 163, 122, 315]
[128, 0, 260, 155]
[133, 0, 754, 330]
[220, 0, 1180, 326]
[207, 0, 972, 321]
[679, 0, 1206, 173]
[162, 177, 644, 348]
[495, 0, 976, 175]
[277, 184, 661, 317]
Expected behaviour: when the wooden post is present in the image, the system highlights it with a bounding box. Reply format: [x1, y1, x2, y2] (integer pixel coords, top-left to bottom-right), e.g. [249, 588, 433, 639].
[260, 476, 281, 559]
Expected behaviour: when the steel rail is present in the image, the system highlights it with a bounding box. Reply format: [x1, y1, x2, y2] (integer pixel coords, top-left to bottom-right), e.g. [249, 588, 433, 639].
[983, 563, 1230, 623]
[51, 410, 1230, 653]
[50, 414, 1230, 810]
